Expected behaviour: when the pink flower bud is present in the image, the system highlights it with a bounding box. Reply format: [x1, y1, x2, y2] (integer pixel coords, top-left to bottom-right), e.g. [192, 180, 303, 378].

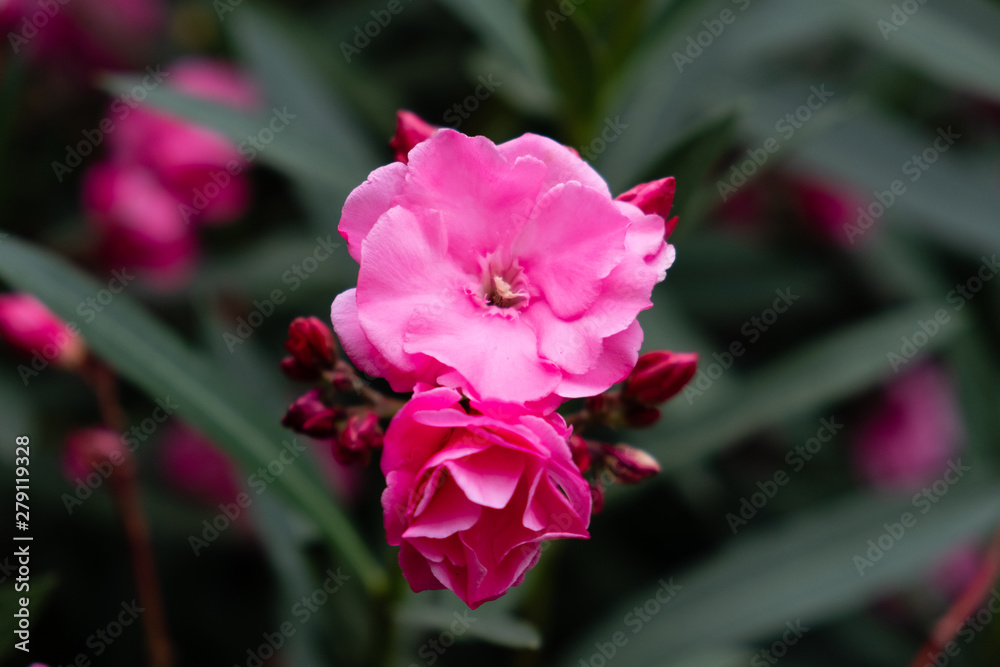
[623, 351, 698, 406]
[281, 317, 337, 381]
[589, 482, 605, 514]
[602, 443, 661, 484]
[616, 177, 678, 238]
[0, 293, 86, 369]
[567, 434, 592, 473]
[623, 404, 662, 428]
[389, 110, 437, 163]
[281, 389, 342, 438]
[63, 427, 130, 482]
[789, 176, 866, 245]
[158, 424, 242, 507]
[333, 412, 383, 465]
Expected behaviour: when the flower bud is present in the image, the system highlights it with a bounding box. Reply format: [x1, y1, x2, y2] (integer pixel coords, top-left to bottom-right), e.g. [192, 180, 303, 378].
[333, 412, 383, 465]
[63, 427, 130, 482]
[623, 351, 698, 406]
[281, 316, 337, 381]
[602, 443, 661, 484]
[0, 293, 86, 369]
[567, 434, 592, 473]
[616, 177, 678, 238]
[389, 110, 437, 163]
[623, 404, 662, 428]
[281, 389, 342, 438]
[589, 482, 605, 514]
[159, 424, 242, 507]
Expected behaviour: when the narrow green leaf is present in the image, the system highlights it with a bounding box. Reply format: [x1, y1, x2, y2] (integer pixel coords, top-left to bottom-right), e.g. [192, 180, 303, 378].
[397, 600, 542, 649]
[0, 236, 386, 596]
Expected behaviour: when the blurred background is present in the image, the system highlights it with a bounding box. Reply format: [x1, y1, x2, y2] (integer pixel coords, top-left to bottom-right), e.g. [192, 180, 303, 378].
[1, 0, 1000, 665]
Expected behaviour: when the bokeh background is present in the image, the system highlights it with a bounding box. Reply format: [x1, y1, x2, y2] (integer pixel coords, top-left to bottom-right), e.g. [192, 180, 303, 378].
[2, 0, 1000, 665]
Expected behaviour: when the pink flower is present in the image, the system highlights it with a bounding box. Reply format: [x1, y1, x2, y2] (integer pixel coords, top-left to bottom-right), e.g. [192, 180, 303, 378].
[332, 128, 675, 405]
[0, 293, 85, 368]
[158, 424, 242, 507]
[108, 58, 261, 226]
[389, 110, 438, 163]
[381, 386, 591, 608]
[852, 363, 964, 493]
[789, 175, 866, 245]
[63, 427, 129, 482]
[83, 163, 198, 290]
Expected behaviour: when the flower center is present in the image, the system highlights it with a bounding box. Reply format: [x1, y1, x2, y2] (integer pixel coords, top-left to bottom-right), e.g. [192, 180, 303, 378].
[486, 275, 528, 309]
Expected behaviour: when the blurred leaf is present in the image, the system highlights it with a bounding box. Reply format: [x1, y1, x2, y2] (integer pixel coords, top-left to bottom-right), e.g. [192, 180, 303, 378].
[560, 485, 1000, 667]
[641, 303, 968, 469]
[840, 0, 1000, 105]
[436, 0, 555, 113]
[0, 236, 386, 596]
[396, 599, 542, 649]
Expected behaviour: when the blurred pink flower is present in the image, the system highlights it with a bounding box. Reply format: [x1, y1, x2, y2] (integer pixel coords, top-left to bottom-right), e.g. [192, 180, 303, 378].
[789, 175, 866, 245]
[381, 386, 591, 608]
[852, 363, 964, 493]
[0, 292, 85, 368]
[1, 0, 164, 73]
[333, 126, 675, 405]
[158, 424, 242, 507]
[83, 162, 199, 290]
[108, 58, 261, 227]
[63, 427, 129, 482]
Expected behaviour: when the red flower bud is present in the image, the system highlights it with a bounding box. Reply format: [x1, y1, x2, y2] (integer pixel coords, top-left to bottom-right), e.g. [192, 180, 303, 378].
[623, 351, 698, 406]
[63, 427, 131, 482]
[568, 434, 592, 473]
[389, 110, 437, 164]
[602, 444, 660, 484]
[589, 482, 605, 514]
[624, 404, 662, 428]
[281, 316, 337, 381]
[333, 412, 383, 465]
[281, 389, 341, 438]
[0, 293, 86, 369]
[616, 177, 679, 238]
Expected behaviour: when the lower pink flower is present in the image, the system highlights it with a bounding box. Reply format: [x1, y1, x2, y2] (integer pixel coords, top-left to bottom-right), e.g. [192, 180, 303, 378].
[382, 386, 591, 608]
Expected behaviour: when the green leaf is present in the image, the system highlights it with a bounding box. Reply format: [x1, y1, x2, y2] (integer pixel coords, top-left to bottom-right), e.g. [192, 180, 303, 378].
[0, 236, 386, 596]
[638, 303, 968, 470]
[560, 485, 1000, 667]
[396, 599, 542, 649]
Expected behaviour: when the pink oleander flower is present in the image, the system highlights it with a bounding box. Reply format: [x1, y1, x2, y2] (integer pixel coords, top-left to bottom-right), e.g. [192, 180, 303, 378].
[108, 58, 261, 226]
[852, 363, 964, 493]
[382, 386, 591, 608]
[0, 293, 85, 368]
[83, 162, 198, 289]
[332, 126, 676, 405]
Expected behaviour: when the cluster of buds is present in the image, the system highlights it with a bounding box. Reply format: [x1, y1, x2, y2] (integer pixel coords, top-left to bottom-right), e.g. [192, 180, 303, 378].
[279, 317, 400, 465]
[567, 350, 697, 511]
